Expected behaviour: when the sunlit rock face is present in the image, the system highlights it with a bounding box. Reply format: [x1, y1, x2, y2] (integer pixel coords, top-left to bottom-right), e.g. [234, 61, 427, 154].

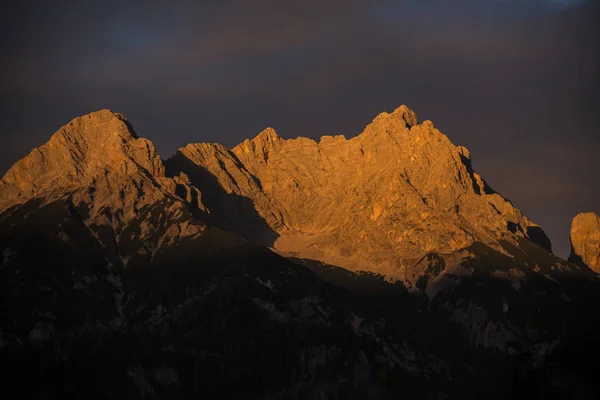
[569, 212, 600, 273]
[0, 105, 581, 290]
[0, 110, 166, 210]
[0, 110, 211, 269]
[169, 104, 554, 284]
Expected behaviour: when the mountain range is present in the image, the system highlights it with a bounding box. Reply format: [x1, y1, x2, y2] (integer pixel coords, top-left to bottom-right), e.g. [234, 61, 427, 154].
[1, 106, 599, 399]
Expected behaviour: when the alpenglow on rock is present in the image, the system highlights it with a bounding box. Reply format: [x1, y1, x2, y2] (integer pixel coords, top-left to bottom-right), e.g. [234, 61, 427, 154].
[169, 104, 553, 282]
[569, 212, 600, 273]
[0, 110, 217, 269]
[0, 105, 563, 287]
[0, 110, 166, 211]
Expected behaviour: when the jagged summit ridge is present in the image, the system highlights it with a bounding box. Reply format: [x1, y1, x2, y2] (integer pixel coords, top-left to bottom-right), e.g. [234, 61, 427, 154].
[233, 127, 282, 165]
[0, 104, 560, 282]
[371, 104, 418, 127]
[169, 104, 554, 283]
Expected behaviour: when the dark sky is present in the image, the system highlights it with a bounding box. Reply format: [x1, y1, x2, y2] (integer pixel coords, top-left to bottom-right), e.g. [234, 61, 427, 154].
[1, 0, 598, 258]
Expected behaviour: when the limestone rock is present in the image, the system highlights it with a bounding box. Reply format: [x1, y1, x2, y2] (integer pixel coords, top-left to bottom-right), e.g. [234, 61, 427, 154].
[0, 109, 166, 211]
[569, 212, 600, 273]
[165, 141, 284, 241]
[0, 109, 207, 268]
[172, 104, 553, 282]
[0, 105, 557, 283]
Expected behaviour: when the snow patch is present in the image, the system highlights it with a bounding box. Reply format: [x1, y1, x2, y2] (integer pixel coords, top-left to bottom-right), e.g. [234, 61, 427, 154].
[113, 292, 125, 316]
[120, 254, 133, 267]
[256, 277, 276, 291]
[2, 248, 17, 264]
[127, 366, 155, 398]
[349, 313, 363, 334]
[28, 322, 54, 345]
[153, 366, 179, 387]
[57, 231, 69, 242]
[107, 273, 123, 289]
[252, 298, 289, 322]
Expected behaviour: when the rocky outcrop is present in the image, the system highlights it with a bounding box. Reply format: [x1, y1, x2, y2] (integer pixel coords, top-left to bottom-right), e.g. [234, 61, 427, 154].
[171, 105, 553, 282]
[569, 212, 600, 273]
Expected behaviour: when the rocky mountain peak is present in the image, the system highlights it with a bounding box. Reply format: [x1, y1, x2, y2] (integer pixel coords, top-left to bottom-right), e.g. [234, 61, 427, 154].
[569, 212, 600, 273]
[173, 104, 554, 285]
[370, 104, 418, 128]
[255, 127, 280, 142]
[392, 104, 418, 127]
[232, 127, 282, 165]
[0, 109, 212, 270]
[0, 105, 561, 284]
[0, 109, 168, 213]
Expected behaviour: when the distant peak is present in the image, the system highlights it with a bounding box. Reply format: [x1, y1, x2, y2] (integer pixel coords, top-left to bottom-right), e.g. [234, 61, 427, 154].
[0, 109, 165, 212]
[75, 108, 123, 123]
[253, 127, 280, 143]
[232, 127, 282, 162]
[56, 109, 139, 142]
[370, 104, 418, 129]
[392, 104, 418, 127]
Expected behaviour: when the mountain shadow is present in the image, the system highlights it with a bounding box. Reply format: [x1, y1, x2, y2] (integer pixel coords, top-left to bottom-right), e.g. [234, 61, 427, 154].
[165, 152, 279, 246]
[526, 226, 553, 253]
[288, 257, 409, 297]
